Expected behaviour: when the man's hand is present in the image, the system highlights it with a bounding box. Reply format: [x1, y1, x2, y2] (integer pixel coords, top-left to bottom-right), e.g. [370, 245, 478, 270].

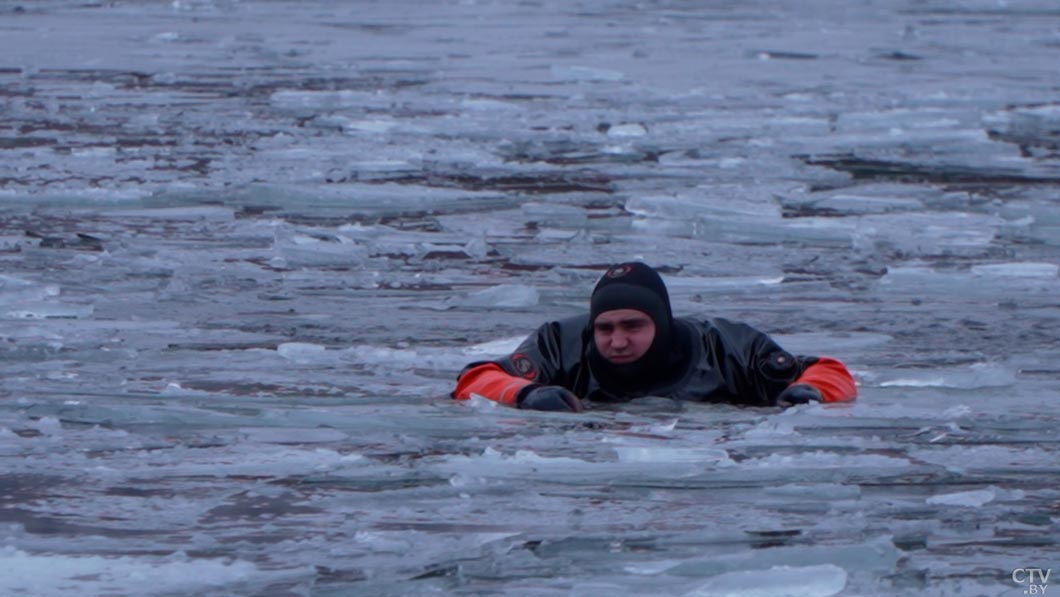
[776, 383, 822, 407]
[517, 386, 583, 413]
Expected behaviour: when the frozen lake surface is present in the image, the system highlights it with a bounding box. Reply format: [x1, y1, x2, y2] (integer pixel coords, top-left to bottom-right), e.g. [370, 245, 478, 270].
[1, 1, 1058, 595]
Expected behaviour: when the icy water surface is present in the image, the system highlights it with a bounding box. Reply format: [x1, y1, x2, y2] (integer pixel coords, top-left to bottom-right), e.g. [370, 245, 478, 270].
[1, 1, 1059, 595]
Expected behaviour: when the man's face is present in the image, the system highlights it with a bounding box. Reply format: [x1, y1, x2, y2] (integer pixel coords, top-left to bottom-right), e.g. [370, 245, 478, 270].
[593, 309, 656, 364]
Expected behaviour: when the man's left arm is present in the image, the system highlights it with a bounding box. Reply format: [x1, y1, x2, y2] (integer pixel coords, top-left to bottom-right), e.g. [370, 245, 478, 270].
[780, 356, 857, 405]
[726, 319, 857, 405]
[451, 319, 585, 412]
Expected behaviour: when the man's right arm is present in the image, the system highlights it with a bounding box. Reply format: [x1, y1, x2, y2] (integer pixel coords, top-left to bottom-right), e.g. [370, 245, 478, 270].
[452, 363, 535, 407]
[451, 319, 584, 411]
[453, 363, 583, 412]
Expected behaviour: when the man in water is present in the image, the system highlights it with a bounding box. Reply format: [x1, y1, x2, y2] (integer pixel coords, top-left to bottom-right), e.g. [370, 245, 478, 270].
[452, 262, 857, 412]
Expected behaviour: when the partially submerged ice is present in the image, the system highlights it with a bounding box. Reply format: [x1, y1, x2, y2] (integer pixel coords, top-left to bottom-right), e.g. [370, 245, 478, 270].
[1, 1, 1058, 595]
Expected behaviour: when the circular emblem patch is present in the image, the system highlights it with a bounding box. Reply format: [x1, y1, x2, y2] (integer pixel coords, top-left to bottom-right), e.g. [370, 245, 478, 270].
[606, 264, 632, 278]
[762, 350, 798, 380]
[510, 353, 538, 380]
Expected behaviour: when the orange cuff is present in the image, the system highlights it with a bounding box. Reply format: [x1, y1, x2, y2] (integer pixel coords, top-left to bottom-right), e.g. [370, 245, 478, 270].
[793, 357, 857, 403]
[453, 363, 535, 407]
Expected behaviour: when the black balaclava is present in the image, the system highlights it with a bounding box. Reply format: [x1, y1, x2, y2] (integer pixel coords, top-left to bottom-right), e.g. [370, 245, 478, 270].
[587, 262, 685, 396]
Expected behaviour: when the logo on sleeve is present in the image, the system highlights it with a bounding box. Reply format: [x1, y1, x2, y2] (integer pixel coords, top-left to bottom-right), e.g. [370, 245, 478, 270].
[510, 353, 538, 380]
[762, 350, 798, 380]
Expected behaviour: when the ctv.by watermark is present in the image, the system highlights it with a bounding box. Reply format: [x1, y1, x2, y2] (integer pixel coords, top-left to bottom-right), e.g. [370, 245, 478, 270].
[1012, 568, 1050, 595]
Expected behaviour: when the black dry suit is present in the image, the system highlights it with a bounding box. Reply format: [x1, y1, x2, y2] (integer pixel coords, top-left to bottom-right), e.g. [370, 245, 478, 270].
[491, 314, 816, 406]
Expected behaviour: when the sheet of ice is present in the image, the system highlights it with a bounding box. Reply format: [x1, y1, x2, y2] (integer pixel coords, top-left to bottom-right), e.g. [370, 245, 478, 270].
[430, 446, 727, 483]
[878, 362, 1016, 389]
[926, 488, 998, 508]
[462, 335, 527, 357]
[276, 342, 333, 364]
[685, 564, 848, 597]
[658, 536, 901, 579]
[0, 547, 312, 597]
[440, 284, 541, 310]
[970, 262, 1059, 278]
[2, 1, 1059, 596]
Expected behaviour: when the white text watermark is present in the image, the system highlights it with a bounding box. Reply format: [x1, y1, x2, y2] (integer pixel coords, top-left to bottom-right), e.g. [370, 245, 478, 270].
[1013, 568, 1050, 595]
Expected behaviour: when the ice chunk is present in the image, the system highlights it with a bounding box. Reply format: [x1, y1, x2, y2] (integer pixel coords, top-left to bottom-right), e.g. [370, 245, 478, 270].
[0, 275, 60, 304]
[101, 206, 235, 220]
[743, 420, 798, 440]
[878, 362, 1016, 389]
[625, 560, 686, 575]
[340, 344, 471, 370]
[666, 275, 785, 293]
[878, 260, 1057, 299]
[0, 235, 40, 251]
[442, 284, 540, 309]
[625, 194, 853, 246]
[551, 65, 625, 81]
[607, 123, 648, 138]
[431, 446, 714, 482]
[910, 445, 1056, 470]
[463, 236, 490, 259]
[746, 451, 910, 469]
[773, 332, 892, 355]
[149, 31, 180, 43]
[805, 194, 925, 215]
[986, 104, 1060, 143]
[855, 212, 1001, 255]
[522, 202, 588, 226]
[509, 449, 588, 466]
[627, 418, 679, 436]
[764, 484, 862, 500]
[30, 416, 63, 437]
[342, 119, 398, 134]
[462, 336, 525, 357]
[467, 394, 500, 410]
[0, 547, 309, 596]
[626, 191, 782, 220]
[272, 230, 369, 267]
[612, 446, 731, 464]
[941, 405, 971, 419]
[118, 444, 363, 478]
[970, 262, 1058, 278]
[927, 488, 996, 507]
[270, 89, 384, 111]
[460, 97, 521, 112]
[686, 564, 847, 597]
[2, 303, 94, 320]
[663, 536, 899, 578]
[276, 342, 332, 364]
[238, 427, 350, 444]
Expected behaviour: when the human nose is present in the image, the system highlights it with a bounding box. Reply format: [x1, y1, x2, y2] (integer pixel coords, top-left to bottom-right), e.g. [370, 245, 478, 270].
[610, 331, 629, 349]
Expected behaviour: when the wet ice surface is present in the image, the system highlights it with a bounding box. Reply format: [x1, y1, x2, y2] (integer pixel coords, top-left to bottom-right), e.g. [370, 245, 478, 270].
[1, 1, 1059, 595]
